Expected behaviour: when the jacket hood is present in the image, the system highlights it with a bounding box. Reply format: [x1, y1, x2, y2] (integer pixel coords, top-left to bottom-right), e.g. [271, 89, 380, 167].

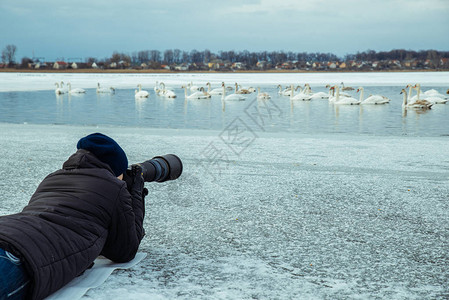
[63, 149, 117, 176]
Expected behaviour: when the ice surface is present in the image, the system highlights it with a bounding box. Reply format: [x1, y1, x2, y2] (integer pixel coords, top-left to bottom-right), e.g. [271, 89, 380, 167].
[1, 123, 448, 299]
[1, 71, 449, 92]
[45, 252, 146, 300]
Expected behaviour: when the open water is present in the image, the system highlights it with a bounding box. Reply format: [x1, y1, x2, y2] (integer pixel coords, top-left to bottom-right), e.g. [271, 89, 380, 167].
[0, 72, 448, 299]
[0, 72, 448, 136]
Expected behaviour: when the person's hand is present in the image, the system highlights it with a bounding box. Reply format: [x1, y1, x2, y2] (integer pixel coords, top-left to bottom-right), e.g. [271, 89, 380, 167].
[125, 165, 148, 201]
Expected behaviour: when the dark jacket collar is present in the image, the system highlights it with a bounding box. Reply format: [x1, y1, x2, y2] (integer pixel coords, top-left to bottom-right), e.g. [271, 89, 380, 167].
[62, 149, 115, 175]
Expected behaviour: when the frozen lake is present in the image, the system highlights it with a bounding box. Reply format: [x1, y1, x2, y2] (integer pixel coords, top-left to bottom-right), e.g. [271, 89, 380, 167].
[0, 72, 448, 299]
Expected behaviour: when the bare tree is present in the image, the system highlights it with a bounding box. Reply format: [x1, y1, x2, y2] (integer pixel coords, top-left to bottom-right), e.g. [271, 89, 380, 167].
[137, 50, 149, 63]
[109, 51, 131, 68]
[173, 49, 181, 64]
[190, 49, 203, 63]
[110, 51, 121, 63]
[163, 49, 174, 64]
[182, 51, 189, 63]
[2, 44, 17, 66]
[149, 50, 161, 63]
[204, 49, 211, 63]
[131, 52, 138, 65]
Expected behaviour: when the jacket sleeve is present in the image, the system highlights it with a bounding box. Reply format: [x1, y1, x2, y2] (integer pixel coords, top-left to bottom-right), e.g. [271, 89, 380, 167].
[100, 184, 145, 263]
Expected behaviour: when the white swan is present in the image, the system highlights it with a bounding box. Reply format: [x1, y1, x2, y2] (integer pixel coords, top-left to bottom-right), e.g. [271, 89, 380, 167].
[54, 82, 64, 95]
[290, 85, 312, 101]
[406, 84, 431, 103]
[135, 84, 149, 98]
[154, 81, 162, 95]
[401, 88, 432, 109]
[277, 84, 294, 96]
[405, 84, 420, 103]
[159, 81, 174, 92]
[303, 84, 329, 100]
[424, 89, 440, 95]
[163, 90, 176, 98]
[206, 82, 223, 95]
[414, 84, 447, 104]
[327, 84, 351, 102]
[327, 85, 338, 102]
[356, 87, 390, 105]
[67, 82, 86, 94]
[222, 83, 246, 101]
[405, 84, 440, 103]
[188, 82, 200, 92]
[257, 87, 271, 100]
[235, 83, 254, 94]
[332, 86, 360, 105]
[97, 83, 115, 94]
[423, 88, 448, 99]
[59, 81, 69, 94]
[422, 95, 447, 104]
[182, 85, 210, 99]
[159, 82, 176, 98]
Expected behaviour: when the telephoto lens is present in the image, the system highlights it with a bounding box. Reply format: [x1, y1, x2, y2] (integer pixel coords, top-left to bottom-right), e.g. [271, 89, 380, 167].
[137, 154, 183, 183]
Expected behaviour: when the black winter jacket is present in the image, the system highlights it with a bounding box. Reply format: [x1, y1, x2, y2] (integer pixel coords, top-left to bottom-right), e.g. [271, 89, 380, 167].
[0, 149, 145, 300]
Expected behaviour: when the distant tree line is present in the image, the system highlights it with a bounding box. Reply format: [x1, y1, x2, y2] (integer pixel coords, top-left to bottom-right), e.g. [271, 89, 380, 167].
[121, 49, 342, 65]
[104, 48, 449, 68]
[2, 43, 449, 70]
[345, 49, 449, 62]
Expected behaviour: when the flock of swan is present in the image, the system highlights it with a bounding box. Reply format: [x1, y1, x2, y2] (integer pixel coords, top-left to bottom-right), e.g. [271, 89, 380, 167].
[54, 81, 114, 94]
[54, 81, 87, 95]
[277, 82, 448, 109]
[54, 80, 449, 110]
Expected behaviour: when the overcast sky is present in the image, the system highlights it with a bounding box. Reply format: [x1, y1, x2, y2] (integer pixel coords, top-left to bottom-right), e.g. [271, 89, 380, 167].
[1, 0, 448, 61]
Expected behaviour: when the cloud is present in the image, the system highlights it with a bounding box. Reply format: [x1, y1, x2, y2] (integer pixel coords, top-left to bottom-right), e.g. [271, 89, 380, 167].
[218, 0, 449, 19]
[1, 0, 448, 60]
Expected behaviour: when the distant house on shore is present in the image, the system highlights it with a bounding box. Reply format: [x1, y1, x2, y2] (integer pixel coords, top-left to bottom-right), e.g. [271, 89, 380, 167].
[279, 62, 293, 70]
[53, 61, 68, 69]
[53, 61, 66, 69]
[232, 62, 245, 70]
[328, 62, 337, 69]
[312, 62, 323, 70]
[174, 63, 189, 71]
[404, 59, 418, 68]
[256, 61, 268, 70]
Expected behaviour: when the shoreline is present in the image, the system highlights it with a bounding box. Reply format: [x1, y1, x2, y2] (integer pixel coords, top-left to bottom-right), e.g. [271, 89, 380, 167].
[0, 68, 447, 74]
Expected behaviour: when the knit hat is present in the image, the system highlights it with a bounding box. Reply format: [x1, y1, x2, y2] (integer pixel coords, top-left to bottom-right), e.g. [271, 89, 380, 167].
[77, 133, 128, 176]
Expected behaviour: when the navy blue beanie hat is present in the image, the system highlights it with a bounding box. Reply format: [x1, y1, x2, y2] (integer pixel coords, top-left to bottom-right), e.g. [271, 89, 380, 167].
[77, 133, 128, 177]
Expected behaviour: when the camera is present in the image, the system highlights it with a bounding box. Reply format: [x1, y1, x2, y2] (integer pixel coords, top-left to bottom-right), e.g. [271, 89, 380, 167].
[135, 154, 183, 183]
